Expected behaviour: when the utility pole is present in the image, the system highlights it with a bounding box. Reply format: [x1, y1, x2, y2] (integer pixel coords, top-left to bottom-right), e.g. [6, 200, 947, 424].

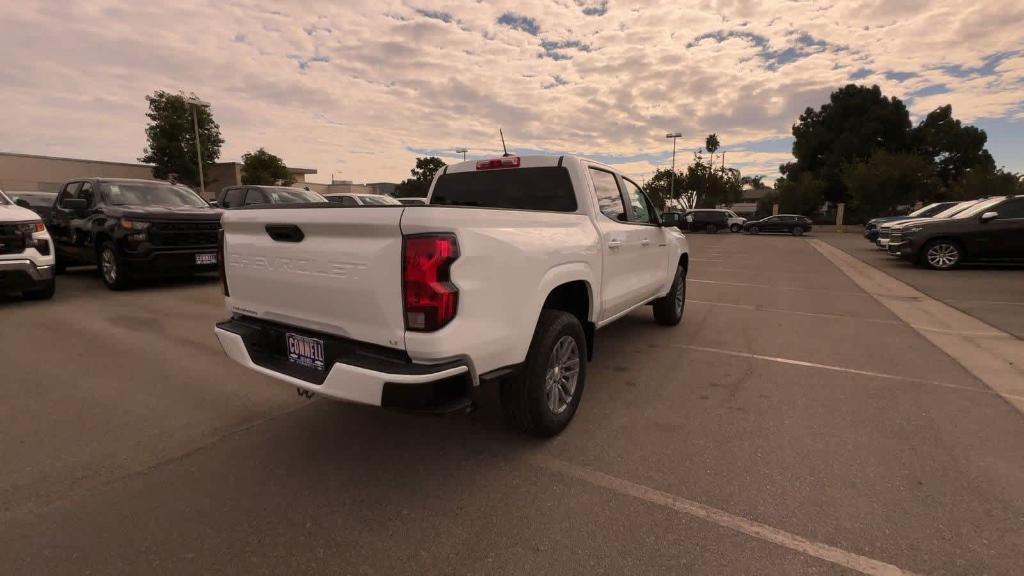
[665, 132, 682, 206]
[187, 97, 211, 197]
[455, 148, 468, 161]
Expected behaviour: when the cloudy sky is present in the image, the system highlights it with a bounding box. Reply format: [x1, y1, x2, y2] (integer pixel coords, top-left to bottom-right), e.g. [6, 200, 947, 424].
[1, 0, 1022, 184]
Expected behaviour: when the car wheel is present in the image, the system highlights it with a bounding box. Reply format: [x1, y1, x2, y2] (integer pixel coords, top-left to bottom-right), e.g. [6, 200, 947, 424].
[501, 310, 587, 438]
[749, 225, 760, 235]
[653, 265, 686, 326]
[921, 239, 961, 270]
[705, 224, 718, 234]
[98, 241, 132, 290]
[791, 226, 804, 236]
[54, 256, 67, 274]
[22, 278, 56, 300]
[730, 224, 741, 233]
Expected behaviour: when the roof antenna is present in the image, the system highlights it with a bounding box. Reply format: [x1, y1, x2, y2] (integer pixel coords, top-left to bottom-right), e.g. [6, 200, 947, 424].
[500, 128, 511, 157]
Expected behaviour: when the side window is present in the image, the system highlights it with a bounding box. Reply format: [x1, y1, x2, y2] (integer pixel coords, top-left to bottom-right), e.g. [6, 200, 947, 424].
[78, 182, 95, 207]
[222, 188, 243, 208]
[340, 196, 358, 206]
[589, 168, 626, 221]
[995, 198, 1024, 219]
[622, 178, 656, 224]
[244, 188, 267, 206]
[59, 182, 81, 207]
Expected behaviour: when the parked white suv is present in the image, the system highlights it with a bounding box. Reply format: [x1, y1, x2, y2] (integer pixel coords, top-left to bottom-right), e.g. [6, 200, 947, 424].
[0, 189, 56, 299]
[323, 193, 403, 206]
[215, 155, 690, 436]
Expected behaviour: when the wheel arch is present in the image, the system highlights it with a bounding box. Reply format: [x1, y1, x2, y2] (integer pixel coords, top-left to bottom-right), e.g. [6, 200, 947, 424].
[534, 266, 596, 360]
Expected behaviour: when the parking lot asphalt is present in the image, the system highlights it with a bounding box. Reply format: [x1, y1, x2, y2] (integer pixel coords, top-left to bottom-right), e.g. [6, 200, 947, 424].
[821, 232, 1024, 339]
[3, 233, 1024, 575]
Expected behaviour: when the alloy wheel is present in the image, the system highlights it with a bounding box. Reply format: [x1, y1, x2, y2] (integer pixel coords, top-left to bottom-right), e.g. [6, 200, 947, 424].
[545, 335, 580, 415]
[926, 243, 959, 269]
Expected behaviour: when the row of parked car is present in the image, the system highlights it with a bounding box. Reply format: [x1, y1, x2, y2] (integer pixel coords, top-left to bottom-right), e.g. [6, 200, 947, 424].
[0, 179, 431, 298]
[675, 208, 814, 236]
[864, 196, 1024, 269]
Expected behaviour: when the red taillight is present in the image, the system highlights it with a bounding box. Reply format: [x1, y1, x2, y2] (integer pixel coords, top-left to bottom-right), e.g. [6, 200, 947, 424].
[403, 234, 459, 331]
[476, 156, 520, 170]
[218, 228, 229, 297]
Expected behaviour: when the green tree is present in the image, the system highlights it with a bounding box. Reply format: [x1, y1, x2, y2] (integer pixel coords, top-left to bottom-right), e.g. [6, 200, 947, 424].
[241, 148, 293, 185]
[704, 134, 720, 156]
[643, 168, 686, 210]
[948, 167, 1024, 199]
[842, 150, 937, 217]
[776, 173, 826, 215]
[782, 84, 912, 203]
[139, 91, 223, 187]
[911, 104, 995, 188]
[396, 156, 447, 197]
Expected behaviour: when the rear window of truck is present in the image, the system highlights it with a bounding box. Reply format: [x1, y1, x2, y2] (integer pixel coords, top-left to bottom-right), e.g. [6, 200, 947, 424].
[430, 167, 577, 212]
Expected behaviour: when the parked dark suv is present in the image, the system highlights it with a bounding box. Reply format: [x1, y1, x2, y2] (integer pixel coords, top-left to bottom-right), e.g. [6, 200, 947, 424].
[48, 178, 223, 289]
[216, 185, 325, 208]
[888, 195, 1024, 269]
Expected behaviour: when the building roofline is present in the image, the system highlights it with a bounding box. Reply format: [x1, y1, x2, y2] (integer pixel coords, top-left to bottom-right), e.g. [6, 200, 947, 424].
[0, 151, 154, 168]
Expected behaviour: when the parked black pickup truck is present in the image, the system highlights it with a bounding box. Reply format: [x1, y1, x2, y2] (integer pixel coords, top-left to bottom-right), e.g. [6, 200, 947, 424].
[48, 178, 222, 289]
[888, 195, 1024, 269]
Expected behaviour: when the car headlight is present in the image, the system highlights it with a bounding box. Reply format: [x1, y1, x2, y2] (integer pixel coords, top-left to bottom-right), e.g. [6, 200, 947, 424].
[16, 221, 45, 235]
[120, 218, 151, 231]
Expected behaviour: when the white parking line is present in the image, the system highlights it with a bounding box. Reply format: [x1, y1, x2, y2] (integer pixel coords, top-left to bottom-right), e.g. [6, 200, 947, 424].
[809, 240, 1024, 414]
[689, 278, 872, 297]
[669, 344, 1005, 399]
[537, 457, 920, 576]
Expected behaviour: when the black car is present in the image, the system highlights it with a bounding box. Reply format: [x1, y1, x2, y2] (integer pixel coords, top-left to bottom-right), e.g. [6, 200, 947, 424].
[863, 202, 958, 242]
[216, 185, 325, 208]
[888, 195, 1024, 269]
[684, 209, 730, 233]
[8, 191, 58, 220]
[743, 214, 813, 236]
[48, 178, 223, 289]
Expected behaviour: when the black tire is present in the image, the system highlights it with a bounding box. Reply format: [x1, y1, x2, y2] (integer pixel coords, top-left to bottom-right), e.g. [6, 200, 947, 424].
[653, 265, 686, 326]
[749, 225, 760, 235]
[791, 226, 804, 236]
[920, 239, 962, 270]
[98, 241, 132, 290]
[22, 278, 56, 300]
[730, 224, 741, 233]
[54, 256, 67, 274]
[705, 223, 719, 234]
[500, 310, 587, 438]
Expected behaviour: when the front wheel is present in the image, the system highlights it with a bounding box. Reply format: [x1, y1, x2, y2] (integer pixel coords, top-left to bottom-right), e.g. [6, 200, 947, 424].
[921, 239, 961, 270]
[653, 265, 686, 326]
[98, 241, 132, 290]
[791, 226, 804, 236]
[749, 226, 760, 235]
[730, 224, 742, 233]
[501, 310, 587, 438]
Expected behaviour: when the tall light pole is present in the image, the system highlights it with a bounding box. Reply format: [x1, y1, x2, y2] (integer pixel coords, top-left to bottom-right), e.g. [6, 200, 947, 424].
[187, 97, 211, 197]
[455, 147, 468, 161]
[665, 132, 682, 208]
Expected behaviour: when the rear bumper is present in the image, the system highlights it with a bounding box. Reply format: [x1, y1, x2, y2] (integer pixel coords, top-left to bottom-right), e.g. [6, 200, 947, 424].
[0, 259, 53, 290]
[215, 317, 471, 409]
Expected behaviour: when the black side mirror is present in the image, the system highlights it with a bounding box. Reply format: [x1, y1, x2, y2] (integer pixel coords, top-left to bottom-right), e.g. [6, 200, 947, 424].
[980, 211, 998, 223]
[62, 198, 88, 212]
[660, 212, 683, 227]
[15, 198, 31, 208]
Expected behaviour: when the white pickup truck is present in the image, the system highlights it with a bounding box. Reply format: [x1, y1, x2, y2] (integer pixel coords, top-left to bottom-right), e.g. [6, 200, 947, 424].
[215, 155, 690, 436]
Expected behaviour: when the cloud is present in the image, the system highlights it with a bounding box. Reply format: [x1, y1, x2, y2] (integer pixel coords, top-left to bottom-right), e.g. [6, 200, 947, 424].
[0, 0, 1021, 185]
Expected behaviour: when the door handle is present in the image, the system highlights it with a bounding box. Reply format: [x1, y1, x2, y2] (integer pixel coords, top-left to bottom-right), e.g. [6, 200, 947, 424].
[608, 239, 623, 249]
[640, 238, 651, 247]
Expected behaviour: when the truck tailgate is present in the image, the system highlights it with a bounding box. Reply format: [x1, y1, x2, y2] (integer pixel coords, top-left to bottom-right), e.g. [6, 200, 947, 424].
[222, 207, 407, 350]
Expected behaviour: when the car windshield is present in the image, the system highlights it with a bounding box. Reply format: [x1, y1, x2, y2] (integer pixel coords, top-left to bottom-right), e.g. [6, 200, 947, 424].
[0, 191, 10, 205]
[953, 197, 1006, 219]
[932, 200, 981, 219]
[909, 203, 946, 217]
[11, 193, 55, 207]
[261, 187, 325, 203]
[103, 182, 210, 208]
[358, 195, 400, 205]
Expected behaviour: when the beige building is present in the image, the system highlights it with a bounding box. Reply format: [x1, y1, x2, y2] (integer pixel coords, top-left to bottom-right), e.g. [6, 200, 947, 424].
[0, 152, 316, 199]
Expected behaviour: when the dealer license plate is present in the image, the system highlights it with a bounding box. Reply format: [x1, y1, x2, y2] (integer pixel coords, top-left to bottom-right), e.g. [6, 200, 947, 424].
[286, 333, 325, 371]
[195, 253, 217, 265]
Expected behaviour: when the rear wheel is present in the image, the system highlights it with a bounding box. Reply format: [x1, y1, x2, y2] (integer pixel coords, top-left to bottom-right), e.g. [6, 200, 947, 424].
[653, 265, 686, 326]
[22, 278, 55, 300]
[98, 241, 132, 290]
[749, 225, 760, 235]
[921, 239, 961, 270]
[501, 310, 587, 438]
[730, 224, 741, 233]
[791, 225, 804, 236]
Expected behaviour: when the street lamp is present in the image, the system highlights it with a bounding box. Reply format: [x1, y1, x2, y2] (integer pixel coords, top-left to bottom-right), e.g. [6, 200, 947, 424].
[455, 147, 468, 161]
[665, 132, 682, 208]
[187, 97, 211, 197]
